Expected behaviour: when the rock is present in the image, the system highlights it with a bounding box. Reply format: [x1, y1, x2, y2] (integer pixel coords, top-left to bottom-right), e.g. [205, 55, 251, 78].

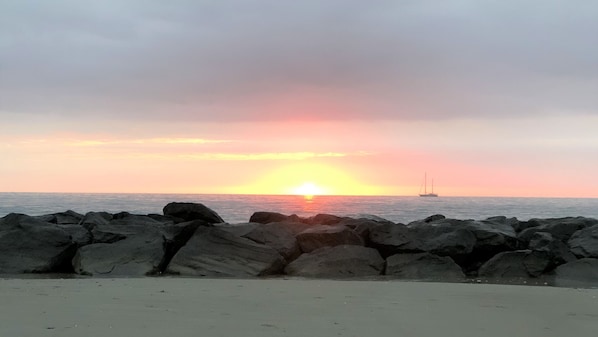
[305, 213, 346, 225]
[0, 213, 76, 273]
[88, 214, 170, 244]
[407, 217, 518, 273]
[410, 225, 476, 257]
[553, 258, 598, 287]
[296, 225, 363, 253]
[242, 223, 301, 261]
[79, 212, 112, 229]
[385, 253, 465, 281]
[166, 227, 285, 277]
[369, 223, 421, 257]
[423, 214, 446, 223]
[338, 218, 384, 243]
[72, 235, 166, 276]
[72, 216, 204, 276]
[568, 225, 598, 258]
[469, 217, 519, 254]
[57, 224, 92, 246]
[353, 214, 394, 224]
[249, 211, 302, 224]
[35, 210, 84, 225]
[478, 250, 551, 279]
[163, 202, 224, 223]
[219, 223, 260, 237]
[528, 232, 576, 267]
[284, 245, 384, 278]
[518, 217, 598, 244]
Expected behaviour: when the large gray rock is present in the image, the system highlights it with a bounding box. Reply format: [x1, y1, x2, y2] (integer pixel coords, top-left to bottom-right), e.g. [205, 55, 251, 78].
[478, 250, 551, 279]
[242, 223, 301, 261]
[385, 253, 465, 281]
[568, 225, 598, 258]
[88, 214, 170, 244]
[284, 245, 384, 278]
[163, 202, 224, 223]
[305, 213, 346, 225]
[0, 213, 76, 273]
[410, 225, 476, 257]
[35, 210, 84, 225]
[296, 225, 363, 253]
[249, 211, 302, 224]
[167, 227, 285, 277]
[337, 218, 385, 243]
[79, 212, 112, 228]
[72, 215, 203, 276]
[528, 232, 576, 267]
[369, 223, 421, 257]
[219, 223, 259, 237]
[72, 235, 166, 276]
[518, 217, 598, 244]
[409, 217, 518, 273]
[553, 258, 598, 288]
[56, 224, 92, 246]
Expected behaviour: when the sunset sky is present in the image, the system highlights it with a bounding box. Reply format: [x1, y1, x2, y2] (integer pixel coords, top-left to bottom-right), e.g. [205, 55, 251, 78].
[1, 0, 597, 197]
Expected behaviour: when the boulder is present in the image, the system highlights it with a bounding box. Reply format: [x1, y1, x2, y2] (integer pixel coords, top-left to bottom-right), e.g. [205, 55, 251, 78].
[284, 245, 384, 278]
[72, 235, 166, 276]
[528, 232, 576, 267]
[163, 202, 224, 223]
[518, 217, 598, 244]
[553, 258, 598, 288]
[410, 225, 476, 257]
[0, 213, 76, 273]
[88, 214, 170, 244]
[72, 216, 204, 276]
[568, 225, 598, 258]
[338, 218, 384, 243]
[305, 213, 346, 226]
[423, 214, 446, 223]
[385, 253, 465, 281]
[468, 217, 519, 254]
[296, 225, 363, 253]
[219, 223, 260, 237]
[79, 212, 112, 229]
[242, 223, 301, 261]
[410, 217, 518, 273]
[166, 227, 285, 277]
[478, 250, 551, 279]
[369, 223, 421, 257]
[35, 210, 84, 225]
[353, 214, 394, 224]
[57, 224, 92, 246]
[249, 211, 302, 224]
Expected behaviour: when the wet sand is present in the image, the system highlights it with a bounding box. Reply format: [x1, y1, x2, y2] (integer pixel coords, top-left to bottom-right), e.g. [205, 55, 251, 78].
[1, 278, 597, 337]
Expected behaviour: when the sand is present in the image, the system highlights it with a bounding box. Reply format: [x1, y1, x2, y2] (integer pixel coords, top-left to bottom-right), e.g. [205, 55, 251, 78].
[1, 277, 597, 337]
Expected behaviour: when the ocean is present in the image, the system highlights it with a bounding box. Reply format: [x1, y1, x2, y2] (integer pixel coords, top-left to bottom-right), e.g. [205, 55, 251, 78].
[1, 193, 597, 224]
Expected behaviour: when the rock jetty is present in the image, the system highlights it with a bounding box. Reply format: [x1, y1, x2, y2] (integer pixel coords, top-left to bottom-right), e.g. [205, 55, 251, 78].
[1, 202, 597, 287]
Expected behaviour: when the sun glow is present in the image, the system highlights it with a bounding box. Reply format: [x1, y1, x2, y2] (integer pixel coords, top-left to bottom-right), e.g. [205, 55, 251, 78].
[292, 182, 323, 197]
[225, 163, 386, 196]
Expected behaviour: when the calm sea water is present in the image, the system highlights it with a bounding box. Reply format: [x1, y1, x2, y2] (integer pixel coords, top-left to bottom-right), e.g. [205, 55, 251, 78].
[1, 193, 597, 224]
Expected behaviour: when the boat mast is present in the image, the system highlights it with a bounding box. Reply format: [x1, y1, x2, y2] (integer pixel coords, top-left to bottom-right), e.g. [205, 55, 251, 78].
[424, 172, 427, 194]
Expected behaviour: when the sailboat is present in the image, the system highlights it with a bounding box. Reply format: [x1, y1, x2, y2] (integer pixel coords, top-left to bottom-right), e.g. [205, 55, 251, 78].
[419, 172, 438, 197]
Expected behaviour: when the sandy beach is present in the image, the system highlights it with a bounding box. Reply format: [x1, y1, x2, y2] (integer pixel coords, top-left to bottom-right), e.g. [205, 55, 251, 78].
[1, 278, 596, 337]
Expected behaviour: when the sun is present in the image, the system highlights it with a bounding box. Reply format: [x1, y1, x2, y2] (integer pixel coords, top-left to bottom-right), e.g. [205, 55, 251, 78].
[292, 182, 324, 197]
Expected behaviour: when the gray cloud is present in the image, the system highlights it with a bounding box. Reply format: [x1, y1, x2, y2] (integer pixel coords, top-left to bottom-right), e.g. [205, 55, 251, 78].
[1, 0, 597, 122]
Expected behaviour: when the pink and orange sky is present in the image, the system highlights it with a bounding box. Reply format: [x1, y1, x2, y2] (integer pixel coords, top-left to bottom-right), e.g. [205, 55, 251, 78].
[1, 1, 597, 197]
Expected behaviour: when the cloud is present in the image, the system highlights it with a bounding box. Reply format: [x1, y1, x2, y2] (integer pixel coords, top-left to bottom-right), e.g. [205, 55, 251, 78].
[179, 151, 359, 161]
[1, 0, 597, 122]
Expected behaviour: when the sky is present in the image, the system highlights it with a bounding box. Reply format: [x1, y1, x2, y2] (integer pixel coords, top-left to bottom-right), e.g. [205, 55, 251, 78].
[1, 0, 597, 197]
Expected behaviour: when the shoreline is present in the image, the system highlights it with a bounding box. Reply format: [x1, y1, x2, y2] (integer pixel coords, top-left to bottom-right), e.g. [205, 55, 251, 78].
[1, 277, 597, 337]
